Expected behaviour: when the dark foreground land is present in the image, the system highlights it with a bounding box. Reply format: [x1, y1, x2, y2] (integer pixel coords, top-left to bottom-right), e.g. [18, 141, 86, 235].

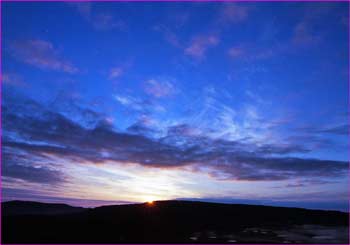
[2, 200, 349, 243]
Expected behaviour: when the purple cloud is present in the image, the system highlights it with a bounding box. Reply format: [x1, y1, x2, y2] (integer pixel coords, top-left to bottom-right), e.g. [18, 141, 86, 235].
[72, 2, 92, 19]
[9, 39, 79, 73]
[292, 21, 320, 45]
[219, 3, 250, 24]
[3, 94, 347, 184]
[92, 13, 126, 31]
[153, 25, 182, 48]
[144, 78, 177, 98]
[228, 46, 245, 58]
[108, 67, 124, 80]
[70, 2, 126, 31]
[185, 35, 220, 59]
[2, 73, 26, 87]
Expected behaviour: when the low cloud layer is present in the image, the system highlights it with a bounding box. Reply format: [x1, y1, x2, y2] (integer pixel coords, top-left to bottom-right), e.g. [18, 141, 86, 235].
[3, 93, 347, 185]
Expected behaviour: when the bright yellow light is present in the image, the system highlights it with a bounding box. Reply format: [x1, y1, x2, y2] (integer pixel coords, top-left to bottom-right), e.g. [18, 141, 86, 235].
[145, 196, 155, 204]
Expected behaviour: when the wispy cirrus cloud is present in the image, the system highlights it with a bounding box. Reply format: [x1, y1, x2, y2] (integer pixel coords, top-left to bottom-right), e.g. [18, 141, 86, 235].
[292, 20, 321, 45]
[156, 3, 250, 60]
[183, 3, 251, 60]
[319, 124, 348, 135]
[185, 34, 220, 60]
[3, 93, 347, 185]
[162, 11, 190, 29]
[226, 5, 335, 61]
[70, 2, 126, 31]
[296, 124, 348, 136]
[144, 78, 178, 98]
[291, 4, 335, 46]
[228, 46, 245, 59]
[127, 115, 161, 137]
[218, 3, 250, 24]
[153, 12, 189, 48]
[9, 39, 79, 73]
[2, 153, 64, 185]
[153, 25, 181, 48]
[108, 67, 124, 80]
[92, 13, 126, 31]
[227, 43, 281, 61]
[72, 2, 92, 19]
[114, 94, 144, 111]
[114, 93, 165, 113]
[2, 73, 26, 87]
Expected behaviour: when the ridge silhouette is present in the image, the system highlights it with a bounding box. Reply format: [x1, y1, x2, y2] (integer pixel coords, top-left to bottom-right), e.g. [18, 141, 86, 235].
[2, 200, 348, 243]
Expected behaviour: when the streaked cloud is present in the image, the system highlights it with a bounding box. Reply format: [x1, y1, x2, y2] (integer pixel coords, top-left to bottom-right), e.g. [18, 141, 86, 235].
[2, 73, 26, 87]
[114, 94, 144, 111]
[228, 46, 245, 58]
[2, 149, 65, 185]
[153, 24, 181, 48]
[144, 78, 177, 98]
[9, 39, 79, 73]
[219, 3, 250, 24]
[297, 124, 348, 136]
[70, 2, 126, 31]
[3, 94, 347, 185]
[92, 13, 126, 31]
[185, 34, 219, 59]
[292, 21, 320, 45]
[108, 66, 124, 80]
[72, 2, 92, 19]
[291, 4, 334, 46]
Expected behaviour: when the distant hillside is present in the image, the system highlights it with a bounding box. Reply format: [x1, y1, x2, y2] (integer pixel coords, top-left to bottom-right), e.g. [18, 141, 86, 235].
[2, 200, 86, 216]
[2, 200, 349, 243]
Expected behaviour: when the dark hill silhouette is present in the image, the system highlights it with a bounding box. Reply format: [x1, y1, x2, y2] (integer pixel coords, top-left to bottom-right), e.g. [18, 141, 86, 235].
[2, 200, 349, 243]
[2, 200, 86, 216]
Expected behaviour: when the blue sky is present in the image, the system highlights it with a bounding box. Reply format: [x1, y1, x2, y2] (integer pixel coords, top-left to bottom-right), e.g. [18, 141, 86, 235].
[2, 2, 349, 211]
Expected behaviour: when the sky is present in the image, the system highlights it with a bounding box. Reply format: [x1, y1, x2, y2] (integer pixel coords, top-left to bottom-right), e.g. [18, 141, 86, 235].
[1, 2, 349, 211]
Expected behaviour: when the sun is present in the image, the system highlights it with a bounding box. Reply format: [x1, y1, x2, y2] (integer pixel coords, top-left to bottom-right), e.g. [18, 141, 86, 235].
[144, 197, 155, 205]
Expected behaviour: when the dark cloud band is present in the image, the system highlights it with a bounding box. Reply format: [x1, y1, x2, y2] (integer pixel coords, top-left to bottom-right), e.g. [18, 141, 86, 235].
[2, 94, 347, 184]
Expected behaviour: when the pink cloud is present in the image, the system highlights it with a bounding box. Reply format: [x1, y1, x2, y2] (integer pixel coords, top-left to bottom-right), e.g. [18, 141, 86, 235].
[144, 79, 177, 98]
[185, 35, 219, 59]
[10, 39, 79, 73]
[153, 12, 189, 48]
[228, 46, 245, 58]
[219, 3, 250, 23]
[154, 25, 181, 48]
[227, 44, 280, 61]
[70, 3, 125, 31]
[108, 67, 124, 80]
[92, 13, 126, 31]
[183, 4, 249, 61]
[291, 5, 331, 46]
[172, 12, 190, 28]
[2, 73, 26, 87]
[73, 2, 92, 20]
[292, 21, 319, 45]
[139, 115, 157, 127]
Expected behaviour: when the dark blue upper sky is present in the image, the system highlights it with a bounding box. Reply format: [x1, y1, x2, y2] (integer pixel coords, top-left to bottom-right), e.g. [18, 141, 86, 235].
[2, 2, 349, 210]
